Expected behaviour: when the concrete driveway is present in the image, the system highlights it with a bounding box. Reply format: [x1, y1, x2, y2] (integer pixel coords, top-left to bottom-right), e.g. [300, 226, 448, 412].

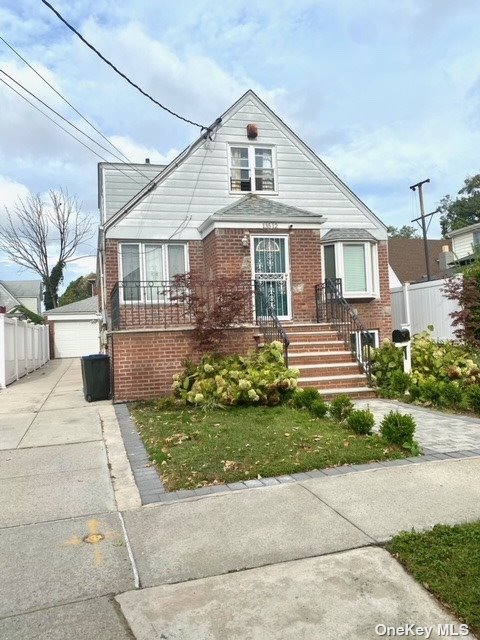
[0, 360, 478, 639]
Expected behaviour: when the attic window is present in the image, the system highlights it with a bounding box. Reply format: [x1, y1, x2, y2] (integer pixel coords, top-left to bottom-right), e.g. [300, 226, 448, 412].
[229, 146, 276, 193]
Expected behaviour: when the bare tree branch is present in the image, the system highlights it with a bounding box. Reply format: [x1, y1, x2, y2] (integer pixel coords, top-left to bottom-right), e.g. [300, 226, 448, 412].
[0, 189, 94, 309]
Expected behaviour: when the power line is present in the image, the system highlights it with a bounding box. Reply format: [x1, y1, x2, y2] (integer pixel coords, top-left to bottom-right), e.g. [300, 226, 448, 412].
[0, 74, 151, 186]
[0, 34, 138, 168]
[40, 0, 207, 130]
[0, 67, 148, 172]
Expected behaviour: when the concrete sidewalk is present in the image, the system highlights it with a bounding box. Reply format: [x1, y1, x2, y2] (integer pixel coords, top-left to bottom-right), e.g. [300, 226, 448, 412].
[1, 361, 479, 639]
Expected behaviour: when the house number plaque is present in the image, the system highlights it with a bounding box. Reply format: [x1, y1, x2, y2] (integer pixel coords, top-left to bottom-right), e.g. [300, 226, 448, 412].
[262, 222, 278, 229]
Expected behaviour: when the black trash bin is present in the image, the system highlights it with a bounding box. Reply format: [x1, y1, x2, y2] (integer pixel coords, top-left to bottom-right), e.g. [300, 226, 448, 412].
[81, 354, 110, 402]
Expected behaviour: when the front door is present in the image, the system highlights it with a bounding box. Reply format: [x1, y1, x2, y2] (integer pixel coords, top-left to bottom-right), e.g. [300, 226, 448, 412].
[252, 235, 291, 320]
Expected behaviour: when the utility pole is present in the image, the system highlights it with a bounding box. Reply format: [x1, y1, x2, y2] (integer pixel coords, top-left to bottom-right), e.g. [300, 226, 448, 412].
[410, 178, 432, 281]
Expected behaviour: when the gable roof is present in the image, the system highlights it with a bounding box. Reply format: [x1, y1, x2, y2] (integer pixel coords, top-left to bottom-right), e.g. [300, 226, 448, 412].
[388, 238, 452, 283]
[103, 90, 387, 234]
[0, 282, 21, 311]
[44, 295, 99, 315]
[199, 194, 323, 235]
[1, 280, 42, 298]
[213, 194, 322, 219]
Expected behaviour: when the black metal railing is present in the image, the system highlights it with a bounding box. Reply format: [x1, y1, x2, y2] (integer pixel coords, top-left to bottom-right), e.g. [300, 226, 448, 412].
[315, 278, 373, 382]
[111, 278, 290, 365]
[254, 281, 290, 366]
[110, 279, 254, 330]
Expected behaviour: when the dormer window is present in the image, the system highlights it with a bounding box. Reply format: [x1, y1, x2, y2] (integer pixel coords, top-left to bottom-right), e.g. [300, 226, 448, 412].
[229, 146, 276, 193]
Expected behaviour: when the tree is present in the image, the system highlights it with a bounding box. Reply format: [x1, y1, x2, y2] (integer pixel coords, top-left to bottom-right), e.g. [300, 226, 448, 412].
[443, 256, 480, 348]
[439, 174, 480, 236]
[0, 189, 93, 310]
[387, 225, 420, 239]
[58, 272, 96, 307]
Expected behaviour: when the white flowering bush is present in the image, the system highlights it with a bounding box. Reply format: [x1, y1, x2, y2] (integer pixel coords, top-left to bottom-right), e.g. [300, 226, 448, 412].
[173, 341, 299, 407]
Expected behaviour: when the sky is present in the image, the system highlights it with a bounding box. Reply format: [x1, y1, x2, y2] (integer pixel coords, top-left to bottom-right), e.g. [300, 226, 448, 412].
[1, 0, 480, 288]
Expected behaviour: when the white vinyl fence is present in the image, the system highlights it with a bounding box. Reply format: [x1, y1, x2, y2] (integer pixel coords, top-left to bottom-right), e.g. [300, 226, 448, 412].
[0, 314, 50, 388]
[391, 278, 461, 341]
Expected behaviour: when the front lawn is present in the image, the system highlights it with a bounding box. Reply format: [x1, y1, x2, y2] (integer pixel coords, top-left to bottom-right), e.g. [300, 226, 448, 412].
[130, 403, 408, 491]
[388, 522, 480, 636]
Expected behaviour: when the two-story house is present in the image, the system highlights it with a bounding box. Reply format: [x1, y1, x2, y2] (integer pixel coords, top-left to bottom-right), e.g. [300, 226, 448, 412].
[98, 90, 392, 402]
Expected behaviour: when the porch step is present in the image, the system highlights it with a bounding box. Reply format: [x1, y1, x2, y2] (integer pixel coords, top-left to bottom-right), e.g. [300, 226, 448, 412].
[299, 373, 367, 385]
[295, 363, 361, 378]
[318, 387, 376, 400]
[287, 340, 346, 352]
[289, 351, 355, 363]
[288, 330, 338, 338]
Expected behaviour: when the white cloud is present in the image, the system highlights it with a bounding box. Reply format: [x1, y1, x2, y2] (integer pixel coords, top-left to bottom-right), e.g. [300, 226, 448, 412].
[107, 136, 179, 165]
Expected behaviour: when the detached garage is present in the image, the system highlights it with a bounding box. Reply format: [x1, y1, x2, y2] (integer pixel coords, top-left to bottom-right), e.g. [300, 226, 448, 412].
[45, 296, 101, 358]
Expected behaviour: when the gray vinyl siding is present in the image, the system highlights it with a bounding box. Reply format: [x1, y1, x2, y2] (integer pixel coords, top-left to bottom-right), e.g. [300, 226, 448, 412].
[105, 98, 386, 241]
[100, 164, 166, 222]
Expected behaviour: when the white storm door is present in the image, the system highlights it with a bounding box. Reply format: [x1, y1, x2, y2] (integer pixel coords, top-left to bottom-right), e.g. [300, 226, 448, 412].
[252, 235, 291, 320]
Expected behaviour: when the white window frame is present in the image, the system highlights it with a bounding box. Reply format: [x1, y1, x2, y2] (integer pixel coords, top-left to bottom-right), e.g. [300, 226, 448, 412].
[322, 241, 379, 298]
[118, 242, 189, 304]
[228, 144, 277, 194]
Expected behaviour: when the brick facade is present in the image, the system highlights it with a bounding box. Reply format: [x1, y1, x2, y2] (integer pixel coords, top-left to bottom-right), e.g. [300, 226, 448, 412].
[104, 232, 391, 400]
[110, 326, 259, 402]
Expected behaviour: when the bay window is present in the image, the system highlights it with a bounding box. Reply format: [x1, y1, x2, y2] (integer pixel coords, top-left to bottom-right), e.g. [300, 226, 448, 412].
[322, 241, 378, 298]
[120, 243, 188, 302]
[229, 145, 276, 192]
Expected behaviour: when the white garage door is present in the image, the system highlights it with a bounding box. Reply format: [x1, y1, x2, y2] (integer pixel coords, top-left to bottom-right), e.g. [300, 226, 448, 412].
[53, 320, 100, 358]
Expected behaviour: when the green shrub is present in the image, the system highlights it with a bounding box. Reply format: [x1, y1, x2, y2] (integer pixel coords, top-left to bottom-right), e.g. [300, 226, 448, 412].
[310, 398, 328, 418]
[372, 330, 480, 409]
[370, 340, 404, 391]
[292, 388, 321, 410]
[329, 394, 354, 422]
[467, 386, 480, 414]
[410, 331, 480, 386]
[380, 411, 416, 445]
[173, 341, 299, 408]
[439, 381, 466, 409]
[347, 409, 375, 435]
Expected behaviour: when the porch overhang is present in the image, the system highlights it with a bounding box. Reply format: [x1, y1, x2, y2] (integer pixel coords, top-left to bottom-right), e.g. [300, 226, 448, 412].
[199, 194, 324, 238]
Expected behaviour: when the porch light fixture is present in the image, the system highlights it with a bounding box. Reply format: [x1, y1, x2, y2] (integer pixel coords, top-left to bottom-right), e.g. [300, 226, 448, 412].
[241, 234, 250, 248]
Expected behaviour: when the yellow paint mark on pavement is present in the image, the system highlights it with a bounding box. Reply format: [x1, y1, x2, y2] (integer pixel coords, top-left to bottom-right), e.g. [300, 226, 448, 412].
[62, 519, 122, 567]
[86, 518, 104, 566]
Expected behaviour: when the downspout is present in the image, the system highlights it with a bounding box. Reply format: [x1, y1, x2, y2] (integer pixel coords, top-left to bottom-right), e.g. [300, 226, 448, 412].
[98, 225, 108, 350]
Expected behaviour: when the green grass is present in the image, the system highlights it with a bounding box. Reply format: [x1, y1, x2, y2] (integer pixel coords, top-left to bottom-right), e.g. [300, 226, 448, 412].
[130, 403, 408, 491]
[388, 522, 480, 636]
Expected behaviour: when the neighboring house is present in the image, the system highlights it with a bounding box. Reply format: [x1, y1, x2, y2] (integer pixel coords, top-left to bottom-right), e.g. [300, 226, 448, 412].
[44, 296, 101, 359]
[447, 222, 480, 265]
[98, 90, 392, 402]
[388, 238, 453, 284]
[0, 280, 42, 314]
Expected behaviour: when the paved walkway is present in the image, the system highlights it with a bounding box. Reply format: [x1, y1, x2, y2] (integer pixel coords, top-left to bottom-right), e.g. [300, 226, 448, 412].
[356, 398, 480, 452]
[0, 362, 479, 639]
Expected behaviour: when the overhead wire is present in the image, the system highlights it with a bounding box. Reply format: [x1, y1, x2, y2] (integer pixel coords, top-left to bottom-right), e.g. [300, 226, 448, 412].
[40, 0, 207, 130]
[0, 34, 142, 169]
[0, 74, 152, 186]
[0, 67, 150, 180]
